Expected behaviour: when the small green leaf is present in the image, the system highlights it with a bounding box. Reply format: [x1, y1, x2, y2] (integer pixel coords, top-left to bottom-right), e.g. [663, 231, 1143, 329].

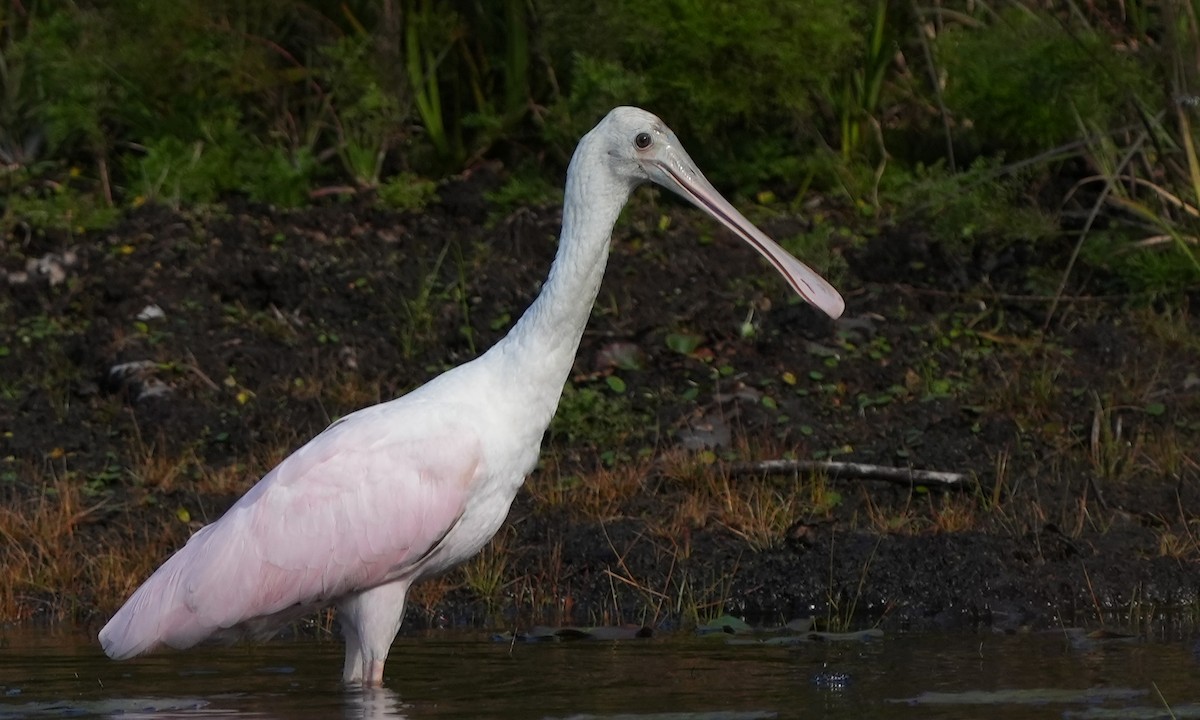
[666, 332, 704, 355]
[605, 375, 627, 393]
[175, 507, 191, 523]
[1146, 402, 1166, 416]
[696, 614, 755, 635]
[489, 312, 512, 330]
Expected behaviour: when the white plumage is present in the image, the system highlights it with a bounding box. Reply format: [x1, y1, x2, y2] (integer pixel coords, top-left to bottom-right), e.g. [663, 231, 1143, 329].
[99, 107, 844, 686]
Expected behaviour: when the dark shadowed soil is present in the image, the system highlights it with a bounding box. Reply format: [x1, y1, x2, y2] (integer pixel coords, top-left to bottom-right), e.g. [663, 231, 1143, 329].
[2, 168, 1198, 638]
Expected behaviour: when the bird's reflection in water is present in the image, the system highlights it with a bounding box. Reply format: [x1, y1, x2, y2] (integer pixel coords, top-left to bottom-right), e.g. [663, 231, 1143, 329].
[344, 686, 409, 720]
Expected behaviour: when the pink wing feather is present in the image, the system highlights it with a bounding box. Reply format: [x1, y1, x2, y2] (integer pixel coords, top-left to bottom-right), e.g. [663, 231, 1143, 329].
[99, 405, 482, 660]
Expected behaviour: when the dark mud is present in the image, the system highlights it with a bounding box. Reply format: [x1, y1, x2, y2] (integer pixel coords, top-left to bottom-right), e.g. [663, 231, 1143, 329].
[2, 169, 1198, 636]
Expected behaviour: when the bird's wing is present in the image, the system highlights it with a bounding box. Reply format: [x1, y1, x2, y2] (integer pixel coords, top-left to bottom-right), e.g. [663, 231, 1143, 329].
[99, 401, 482, 658]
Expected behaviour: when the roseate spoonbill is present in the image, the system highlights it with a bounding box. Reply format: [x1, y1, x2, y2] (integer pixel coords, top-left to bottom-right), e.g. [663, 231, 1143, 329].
[98, 107, 844, 686]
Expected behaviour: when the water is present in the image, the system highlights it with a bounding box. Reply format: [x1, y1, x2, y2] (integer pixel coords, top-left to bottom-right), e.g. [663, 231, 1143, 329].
[1, 627, 1197, 719]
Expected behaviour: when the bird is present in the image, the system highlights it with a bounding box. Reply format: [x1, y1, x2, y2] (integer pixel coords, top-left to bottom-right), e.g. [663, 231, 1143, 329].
[98, 106, 845, 686]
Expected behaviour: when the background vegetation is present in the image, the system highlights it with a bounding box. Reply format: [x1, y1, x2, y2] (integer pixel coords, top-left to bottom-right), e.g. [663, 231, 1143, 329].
[1, 0, 1198, 294]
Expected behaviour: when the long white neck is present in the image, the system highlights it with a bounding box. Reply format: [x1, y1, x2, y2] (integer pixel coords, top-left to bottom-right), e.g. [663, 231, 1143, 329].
[485, 131, 634, 429]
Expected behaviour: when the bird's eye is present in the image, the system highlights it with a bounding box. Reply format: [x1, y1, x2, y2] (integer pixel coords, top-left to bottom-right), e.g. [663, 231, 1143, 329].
[634, 132, 652, 149]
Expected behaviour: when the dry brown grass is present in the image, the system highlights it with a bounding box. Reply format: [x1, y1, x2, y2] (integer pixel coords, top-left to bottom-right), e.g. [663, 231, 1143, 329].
[653, 443, 835, 549]
[1138, 427, 1199, 481]
[861, 487, 919, 534]
[0, 474, 101, 619]
[526, 451, 653, 521]
[597, 525, 673, 625]
[654, 447, 719, 536]
[511, 538, 569, 625]
[192, 461, 257, 497]
[187, 438, 309, 498]
[125, 430, 195, 492]
[713, 475, 797, 551]
[928, 492, 978, 533]
[1087, 393, 1144, 485]
[88, 523, 184, 617]
[457, 527, 514, 611]
[859, 484, 982, 536]
[983, 346, 1067, 426]
[1154, 490, 1200, 561]
[1136, 306, 1200, 353]
[572, 456, 652, 520]
[407, 576, 454, 622]
[508, 449, 758, 627]
[0, 465, 187, 621]
[1157, 527, 1200, 559]
[281, 368, 382, 411]
[593, 524, 734, 627]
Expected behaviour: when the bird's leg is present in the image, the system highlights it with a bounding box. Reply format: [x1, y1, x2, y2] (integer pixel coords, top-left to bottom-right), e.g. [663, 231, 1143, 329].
[340, 615, 365, 684]
[337, 580, 411, 687]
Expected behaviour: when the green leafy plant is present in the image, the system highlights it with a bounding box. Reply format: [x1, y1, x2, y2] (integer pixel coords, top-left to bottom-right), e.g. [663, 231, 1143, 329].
[405, 0, 456, 164]
[484, 165, 562, 221]
[321, 35, 408, 188]
[3, 186, 118, 233]
[935, 7, 1152, 155]
[884, 156, 1057, 255]
[377, 172, 439, 211]
[836, 0, 896, 160]
[131, 111, 316, 207]
[549, 383, 650, 450]
[542, 0, 862, 186]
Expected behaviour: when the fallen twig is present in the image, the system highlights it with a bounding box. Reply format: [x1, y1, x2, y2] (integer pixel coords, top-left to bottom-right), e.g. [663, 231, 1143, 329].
[728, 459, 971, 488]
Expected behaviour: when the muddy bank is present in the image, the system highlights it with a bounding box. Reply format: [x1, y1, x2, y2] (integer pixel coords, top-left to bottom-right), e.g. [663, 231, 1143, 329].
[2, 172, 1197, 634]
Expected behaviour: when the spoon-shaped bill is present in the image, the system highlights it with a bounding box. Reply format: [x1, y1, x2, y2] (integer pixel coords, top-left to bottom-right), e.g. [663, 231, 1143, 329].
[649, 144, 845, 320]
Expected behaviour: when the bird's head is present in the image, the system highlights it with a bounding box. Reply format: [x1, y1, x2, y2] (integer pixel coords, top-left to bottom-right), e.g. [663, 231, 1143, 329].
[585, 106, 845, 320]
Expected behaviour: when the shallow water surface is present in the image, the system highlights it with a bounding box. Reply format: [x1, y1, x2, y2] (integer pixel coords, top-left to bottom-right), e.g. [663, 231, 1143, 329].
[1, 627, 1197, 719]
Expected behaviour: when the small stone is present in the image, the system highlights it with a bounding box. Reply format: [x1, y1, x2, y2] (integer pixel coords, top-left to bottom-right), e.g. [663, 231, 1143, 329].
[137, 304, 166, 321]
